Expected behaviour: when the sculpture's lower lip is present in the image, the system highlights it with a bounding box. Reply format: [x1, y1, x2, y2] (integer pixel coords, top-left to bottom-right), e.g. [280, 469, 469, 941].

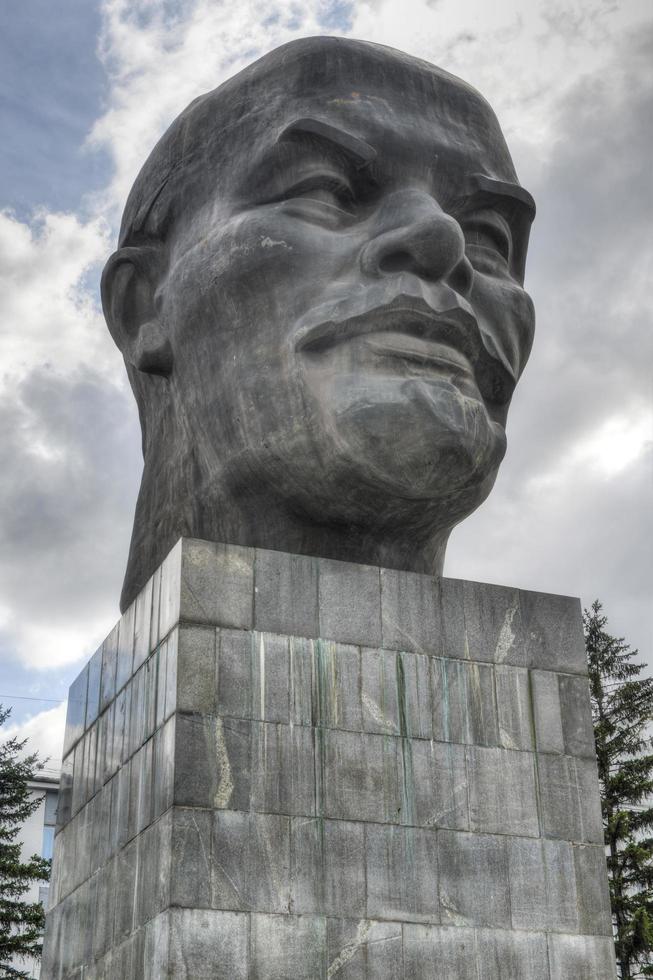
[363, 333, 474, 376]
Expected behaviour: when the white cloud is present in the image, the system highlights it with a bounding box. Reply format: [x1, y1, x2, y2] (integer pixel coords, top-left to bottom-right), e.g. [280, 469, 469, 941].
[0, 206, 137, 670]
[2, 702, 67, 773]
[0, 209, 115, 389]
[0, 366, 140, 669]
[89, 0, 347, 215]
[349, 0, 651, 151]
[569, 411, 653, 478]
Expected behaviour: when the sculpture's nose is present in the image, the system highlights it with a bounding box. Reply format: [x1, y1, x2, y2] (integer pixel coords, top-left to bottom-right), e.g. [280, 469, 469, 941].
[360, 189, 472, 296]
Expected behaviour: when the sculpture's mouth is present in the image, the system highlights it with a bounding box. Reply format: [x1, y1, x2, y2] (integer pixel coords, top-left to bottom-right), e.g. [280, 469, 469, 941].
[294, 278, 518, 408]
[294, 293, 481, 372]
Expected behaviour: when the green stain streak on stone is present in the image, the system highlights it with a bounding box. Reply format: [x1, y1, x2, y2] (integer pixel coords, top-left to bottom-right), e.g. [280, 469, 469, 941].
[328, 641, 339, 727]
[313, 640, 328, 909]
[379, 651, 389, 722]
[314, 638, 327, 727]
[318, 638, 337, 728]
[314, 724, 326, 820]
[397, 652, 408, 739]
[313, 639, 329, 820]
[468, 663, 483, 738]
[526, 667, 538, 751]
[440, 659, 451, 743]
[250, 631, 258, 719]
[397, 652, 415, 827]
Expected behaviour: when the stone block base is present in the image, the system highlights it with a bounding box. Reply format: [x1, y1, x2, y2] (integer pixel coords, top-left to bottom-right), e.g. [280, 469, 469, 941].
[42, 539, 617, 978]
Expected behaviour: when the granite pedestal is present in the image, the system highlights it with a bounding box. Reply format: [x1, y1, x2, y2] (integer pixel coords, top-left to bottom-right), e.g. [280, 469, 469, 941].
[42, 539, 616, 978]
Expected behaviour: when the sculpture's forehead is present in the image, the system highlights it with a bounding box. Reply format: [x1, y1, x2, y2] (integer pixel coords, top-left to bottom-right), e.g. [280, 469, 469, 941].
[203, 43, 516, 184]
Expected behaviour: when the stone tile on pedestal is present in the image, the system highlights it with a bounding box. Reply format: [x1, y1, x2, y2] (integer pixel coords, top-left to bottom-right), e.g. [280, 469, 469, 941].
[438, 830, 511, 929]
[326, 918, 403, 980]
[403, 924, 478, 980]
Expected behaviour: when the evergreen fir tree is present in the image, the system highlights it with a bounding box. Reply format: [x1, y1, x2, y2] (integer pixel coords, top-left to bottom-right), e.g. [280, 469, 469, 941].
[585, 600, 653, 979]
[0, 706, 51, 980]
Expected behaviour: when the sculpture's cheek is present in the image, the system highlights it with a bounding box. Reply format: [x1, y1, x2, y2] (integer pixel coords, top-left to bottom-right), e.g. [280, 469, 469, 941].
[470, 274, 536, 388]
[167, 205, 363, 348]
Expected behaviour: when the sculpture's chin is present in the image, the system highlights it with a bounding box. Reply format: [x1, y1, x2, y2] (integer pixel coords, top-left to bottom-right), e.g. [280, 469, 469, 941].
[173, 373, 506, 552]
[325, 375, 507, 504]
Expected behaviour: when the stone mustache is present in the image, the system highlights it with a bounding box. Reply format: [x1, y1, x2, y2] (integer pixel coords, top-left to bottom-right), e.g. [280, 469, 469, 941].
[101, 36, 536, 612]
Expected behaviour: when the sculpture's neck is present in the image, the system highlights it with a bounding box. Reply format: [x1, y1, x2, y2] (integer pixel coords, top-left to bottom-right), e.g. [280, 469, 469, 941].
[121, 429, 450, 611]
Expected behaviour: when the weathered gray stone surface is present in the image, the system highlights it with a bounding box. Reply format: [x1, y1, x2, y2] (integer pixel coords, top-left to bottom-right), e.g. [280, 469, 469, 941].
[42, 539, 616, 978]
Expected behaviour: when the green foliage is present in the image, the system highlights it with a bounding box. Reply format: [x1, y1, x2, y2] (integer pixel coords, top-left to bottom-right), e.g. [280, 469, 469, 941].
[586, 601, 653, 979]
[0, 706, 51, 980]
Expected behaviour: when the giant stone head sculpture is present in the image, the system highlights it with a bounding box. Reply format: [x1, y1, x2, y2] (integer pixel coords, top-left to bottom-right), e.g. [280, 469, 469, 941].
[102, 36, 536, 612]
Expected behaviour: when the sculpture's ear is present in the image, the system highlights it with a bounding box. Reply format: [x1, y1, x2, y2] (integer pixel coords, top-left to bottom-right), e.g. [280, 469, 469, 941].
[101, 245, 173, 376]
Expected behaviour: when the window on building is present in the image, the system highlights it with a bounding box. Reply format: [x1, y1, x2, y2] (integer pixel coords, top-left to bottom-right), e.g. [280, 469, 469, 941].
[41, 789, 57, 861]
[41, 825, 55, 861]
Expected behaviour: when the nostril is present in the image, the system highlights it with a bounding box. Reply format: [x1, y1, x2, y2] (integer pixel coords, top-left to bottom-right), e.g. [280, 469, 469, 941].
[448, 257, 474, 297]
[379, 251, 415, 274]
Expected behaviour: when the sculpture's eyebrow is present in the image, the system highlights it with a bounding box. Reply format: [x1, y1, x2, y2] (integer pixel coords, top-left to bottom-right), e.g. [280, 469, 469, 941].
[278, 117, 377, 170]
[468, 173, 536, 222]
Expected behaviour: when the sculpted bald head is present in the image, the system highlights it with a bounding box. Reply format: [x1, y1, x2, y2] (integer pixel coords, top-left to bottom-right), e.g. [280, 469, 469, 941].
[102, 37, 535, 611]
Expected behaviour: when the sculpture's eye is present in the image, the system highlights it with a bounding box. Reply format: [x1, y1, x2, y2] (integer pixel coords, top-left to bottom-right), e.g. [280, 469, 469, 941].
[462, 213, 512, 268]
[274, 172, 357, 226]
[291, 174, 354, 206]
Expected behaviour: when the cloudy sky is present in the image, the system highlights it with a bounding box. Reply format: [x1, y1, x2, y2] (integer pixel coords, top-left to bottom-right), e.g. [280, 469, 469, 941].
[1, 0, 651, 770]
